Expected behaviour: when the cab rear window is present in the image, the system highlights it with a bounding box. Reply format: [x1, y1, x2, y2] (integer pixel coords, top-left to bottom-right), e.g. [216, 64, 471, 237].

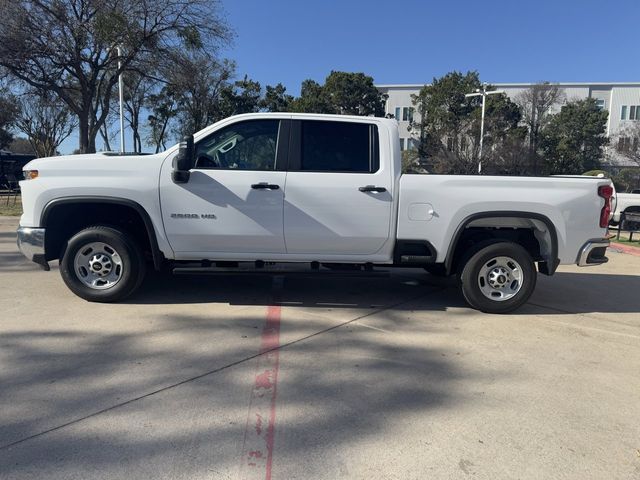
[300, 121, 379, 173]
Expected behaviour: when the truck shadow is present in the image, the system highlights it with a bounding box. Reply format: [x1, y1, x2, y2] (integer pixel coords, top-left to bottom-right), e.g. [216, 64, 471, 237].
[128, 268, 640, 315]
[521, 271, 640, 315]
[131, 269, 460, 312]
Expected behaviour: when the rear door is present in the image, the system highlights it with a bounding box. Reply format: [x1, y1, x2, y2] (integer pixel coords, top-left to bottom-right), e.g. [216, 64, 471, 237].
[283, 119, 393, 256]
[160, 119, 289, 255]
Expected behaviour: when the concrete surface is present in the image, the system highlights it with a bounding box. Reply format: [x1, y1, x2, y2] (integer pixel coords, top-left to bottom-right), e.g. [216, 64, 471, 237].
[0, 216, 639, 479]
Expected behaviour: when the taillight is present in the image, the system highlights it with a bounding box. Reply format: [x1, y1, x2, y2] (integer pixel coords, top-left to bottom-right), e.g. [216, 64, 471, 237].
[598, 185, 614, 228]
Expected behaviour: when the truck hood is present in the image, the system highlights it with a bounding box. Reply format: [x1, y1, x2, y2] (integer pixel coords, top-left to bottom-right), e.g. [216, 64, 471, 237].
[23, 152, 168, 179]
[24, 152, 160, 170]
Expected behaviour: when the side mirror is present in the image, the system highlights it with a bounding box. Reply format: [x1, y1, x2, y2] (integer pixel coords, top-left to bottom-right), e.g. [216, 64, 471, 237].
[172, 135, 194, 183]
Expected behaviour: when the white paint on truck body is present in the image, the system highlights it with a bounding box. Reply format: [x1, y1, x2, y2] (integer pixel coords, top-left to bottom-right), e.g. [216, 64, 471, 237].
[20, 112, 610, 266]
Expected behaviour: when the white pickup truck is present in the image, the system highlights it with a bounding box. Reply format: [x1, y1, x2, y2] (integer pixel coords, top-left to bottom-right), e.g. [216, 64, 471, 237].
[17, 113, 613, 313]
[612, 191, 640, 224]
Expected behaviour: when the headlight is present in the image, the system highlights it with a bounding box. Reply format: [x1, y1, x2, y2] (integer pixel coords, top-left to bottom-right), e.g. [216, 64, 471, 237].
[23, 170, 39, 180]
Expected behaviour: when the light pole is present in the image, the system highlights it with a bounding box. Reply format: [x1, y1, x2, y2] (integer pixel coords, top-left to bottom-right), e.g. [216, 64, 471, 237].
[116, 46, 126, 153]
[465, 84, 504, 173]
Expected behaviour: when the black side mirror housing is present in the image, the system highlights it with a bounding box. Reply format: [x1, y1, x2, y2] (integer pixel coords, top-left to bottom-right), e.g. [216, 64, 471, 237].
[172, 135, 194, 183]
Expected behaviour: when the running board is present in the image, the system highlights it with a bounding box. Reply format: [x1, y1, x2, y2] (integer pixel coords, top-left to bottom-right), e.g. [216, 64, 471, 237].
[172, 267, 391, 278]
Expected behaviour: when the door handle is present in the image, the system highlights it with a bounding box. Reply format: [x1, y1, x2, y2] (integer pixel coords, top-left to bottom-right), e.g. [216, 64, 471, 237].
[358, 185, 387, 193]
[251, 182, 280, 190]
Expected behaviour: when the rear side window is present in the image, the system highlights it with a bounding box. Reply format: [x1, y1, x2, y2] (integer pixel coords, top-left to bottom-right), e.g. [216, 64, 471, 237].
[301, 121, 379, 173]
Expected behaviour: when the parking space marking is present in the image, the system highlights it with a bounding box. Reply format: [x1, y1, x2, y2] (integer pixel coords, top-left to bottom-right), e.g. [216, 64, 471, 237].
[240, 277, 283, 480]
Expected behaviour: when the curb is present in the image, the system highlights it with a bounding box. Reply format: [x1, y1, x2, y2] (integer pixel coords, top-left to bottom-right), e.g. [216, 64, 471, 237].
[609, 241, 640, 257]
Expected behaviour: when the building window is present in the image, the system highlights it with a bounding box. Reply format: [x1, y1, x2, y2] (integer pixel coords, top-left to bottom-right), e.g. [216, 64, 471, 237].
[617, 136, 639, 152]
[595, 99, 605, 110]
[399, 138, 405, 151]
[629, 105, 640, 120]
[621, 106, 627, 120]
[618, 137, 627, 151]
[402, 107, 414, 122]
[394, 107, 401, 120]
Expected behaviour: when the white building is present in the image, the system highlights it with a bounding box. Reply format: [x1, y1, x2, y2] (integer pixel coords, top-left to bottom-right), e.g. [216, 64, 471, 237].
[377, 82, 640, 158]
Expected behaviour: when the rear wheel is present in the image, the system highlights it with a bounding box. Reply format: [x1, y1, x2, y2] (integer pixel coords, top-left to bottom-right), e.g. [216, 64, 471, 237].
[60, 226, 146, 302]
[460, 242, 536, 314]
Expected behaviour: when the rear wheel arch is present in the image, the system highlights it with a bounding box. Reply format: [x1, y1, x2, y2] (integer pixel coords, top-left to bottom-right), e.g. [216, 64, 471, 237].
[40, 197, 164, 270]
[444, 211, 559, 276]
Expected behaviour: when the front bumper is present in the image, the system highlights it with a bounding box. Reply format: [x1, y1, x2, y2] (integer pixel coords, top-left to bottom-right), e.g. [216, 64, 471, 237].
[16, 227, 50, 271]
[577, 238, 609, 267]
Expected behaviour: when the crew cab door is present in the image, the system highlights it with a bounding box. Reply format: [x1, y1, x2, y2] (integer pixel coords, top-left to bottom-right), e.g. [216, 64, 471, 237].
[283, 119, 393, 256]
[160, 119, 288, 255]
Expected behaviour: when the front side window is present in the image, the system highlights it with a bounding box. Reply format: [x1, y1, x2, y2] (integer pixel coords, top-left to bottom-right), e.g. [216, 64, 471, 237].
[194, 120, 280, 170]
[621, 105, 627, 120]
[301, 121, 379, 173]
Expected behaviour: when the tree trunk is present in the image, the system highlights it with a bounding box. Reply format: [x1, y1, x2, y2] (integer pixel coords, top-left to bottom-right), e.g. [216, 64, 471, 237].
[78, 110, 91, 153]
[100, 123, 112, 151]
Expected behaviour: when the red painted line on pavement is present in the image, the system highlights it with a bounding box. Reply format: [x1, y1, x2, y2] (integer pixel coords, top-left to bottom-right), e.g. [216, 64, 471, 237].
[240, 280, 283, 480]
[609, 241, 640, 257]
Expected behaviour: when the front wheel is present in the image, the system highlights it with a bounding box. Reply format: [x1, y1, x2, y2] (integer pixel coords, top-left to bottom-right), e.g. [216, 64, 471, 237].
[60, 226, 146, 302]
[460, 242, 536, 314]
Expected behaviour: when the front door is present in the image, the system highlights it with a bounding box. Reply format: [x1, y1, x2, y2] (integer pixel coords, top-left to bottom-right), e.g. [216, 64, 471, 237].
[160, 119, 288, 255]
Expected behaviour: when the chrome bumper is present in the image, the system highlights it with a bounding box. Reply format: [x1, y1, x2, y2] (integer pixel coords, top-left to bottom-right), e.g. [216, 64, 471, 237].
[16, 227, 49, 271]
[577, 239, 609, 267]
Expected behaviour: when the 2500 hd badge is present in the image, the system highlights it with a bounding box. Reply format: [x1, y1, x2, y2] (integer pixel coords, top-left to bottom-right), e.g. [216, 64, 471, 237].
[170, 213, 216, 219]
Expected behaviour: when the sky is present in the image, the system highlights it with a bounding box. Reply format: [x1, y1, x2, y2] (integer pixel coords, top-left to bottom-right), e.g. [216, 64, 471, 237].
[222, 0, 640, 92]
[58, 0, 640, 154]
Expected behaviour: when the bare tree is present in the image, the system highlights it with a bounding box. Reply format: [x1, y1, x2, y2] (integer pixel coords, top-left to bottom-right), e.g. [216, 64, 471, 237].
[0, 0, 231, 153]
[123, 71, 156, 152]
[97, 92, 119, 151]
[169, 54, 235, 138]
[147, 86, 178, 153]
[0, 88, 18, 149]
[15, 92, 76, 157]
[515, 82, 565, 173]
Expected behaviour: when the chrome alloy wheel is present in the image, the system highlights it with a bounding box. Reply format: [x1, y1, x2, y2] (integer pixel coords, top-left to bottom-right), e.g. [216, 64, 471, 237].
[477, 256, 523, 302]
[74, 242, 124, 290]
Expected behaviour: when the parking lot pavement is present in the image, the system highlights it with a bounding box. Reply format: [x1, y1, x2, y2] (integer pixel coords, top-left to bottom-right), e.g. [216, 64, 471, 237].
[1, 216, 639, 480]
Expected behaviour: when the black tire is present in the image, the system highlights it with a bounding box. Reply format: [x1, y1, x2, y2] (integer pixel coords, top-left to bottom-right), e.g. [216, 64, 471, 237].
[423, 264, 449, 277]
[460, 241, 536, 314]
[60, 226, 146, 302]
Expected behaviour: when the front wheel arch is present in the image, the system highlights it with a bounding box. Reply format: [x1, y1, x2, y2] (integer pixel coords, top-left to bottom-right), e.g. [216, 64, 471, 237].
[41, 197, 164, 270]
